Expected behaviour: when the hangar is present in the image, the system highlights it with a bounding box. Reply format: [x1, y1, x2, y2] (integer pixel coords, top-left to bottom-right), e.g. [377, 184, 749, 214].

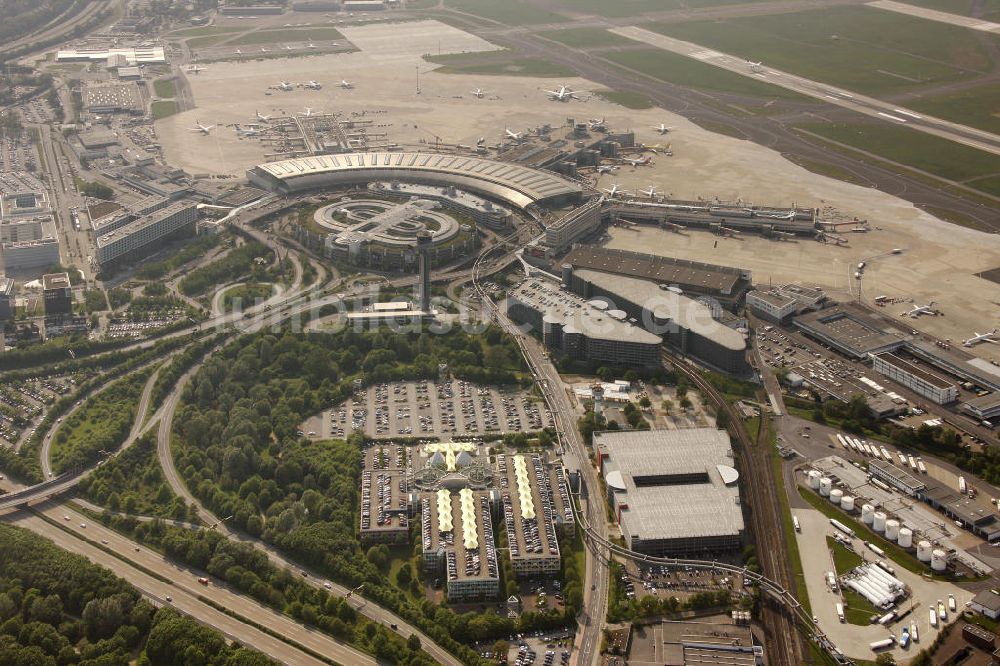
[247, 152, 584, 210]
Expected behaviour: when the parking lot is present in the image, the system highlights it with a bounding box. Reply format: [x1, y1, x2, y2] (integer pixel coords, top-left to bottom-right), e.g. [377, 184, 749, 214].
[302, 379, 552, 440]
[0, 376, 74, 448]
[620, 559, 749, 605]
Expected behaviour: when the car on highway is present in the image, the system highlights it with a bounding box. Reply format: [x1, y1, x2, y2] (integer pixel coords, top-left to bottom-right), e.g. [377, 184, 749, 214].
[324, 582, 332, 589]
[165, 596, 172, 602]
[80, 523, 86, 528]
[198, 577, 209, 586]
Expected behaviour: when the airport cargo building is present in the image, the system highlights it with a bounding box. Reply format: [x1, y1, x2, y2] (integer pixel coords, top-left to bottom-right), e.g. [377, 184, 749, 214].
[871, 352, 958, 405]
[595, 429, 744, 557]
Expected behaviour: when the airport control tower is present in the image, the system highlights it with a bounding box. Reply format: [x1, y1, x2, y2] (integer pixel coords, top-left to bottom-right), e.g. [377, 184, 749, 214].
[416, 230, 432, 312]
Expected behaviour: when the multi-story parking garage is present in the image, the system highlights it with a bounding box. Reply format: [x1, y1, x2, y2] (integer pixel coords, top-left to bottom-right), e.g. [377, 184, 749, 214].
[247, 153, 584, 210]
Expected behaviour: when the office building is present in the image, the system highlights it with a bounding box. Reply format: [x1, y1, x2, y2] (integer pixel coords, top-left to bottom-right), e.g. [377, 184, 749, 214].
[42, 272, 73, 316]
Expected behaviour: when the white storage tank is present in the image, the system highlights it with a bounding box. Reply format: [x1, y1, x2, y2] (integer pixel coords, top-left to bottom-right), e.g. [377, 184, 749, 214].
[841, 496, 856, 512]
[917, 540, 933, 562]
[873, 511, 887, 532]
[830, 489, 844, 505]
[885, 519, 900, 541]
[897, 527, 913, 548]
[862, 504, 875, 524]
[808, 471, 821, 489]
[819, 477, 832, 497]
[931, 549, 947, 572]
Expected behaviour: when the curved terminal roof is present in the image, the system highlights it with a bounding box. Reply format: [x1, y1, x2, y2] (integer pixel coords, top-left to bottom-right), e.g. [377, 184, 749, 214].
[248, 152, 583, 210]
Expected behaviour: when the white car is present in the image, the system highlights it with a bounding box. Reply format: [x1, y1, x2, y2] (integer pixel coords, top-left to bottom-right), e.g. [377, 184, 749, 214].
[324, 582, 332, 589]
[80, 523, 86, 529]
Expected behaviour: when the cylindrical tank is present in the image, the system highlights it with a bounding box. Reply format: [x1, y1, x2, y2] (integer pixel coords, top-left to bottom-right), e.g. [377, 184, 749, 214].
[931, 549, 947, 571]
[873, 511, 887, 532]
[819, 477, 832, 497]
[917, 540, 933, 562]
[841, 496, 855, 512]
[862, 504, 875, 524]
[830, 489, 843, 505]
[808, 471, 821, 489]
[885, 519, 900, 541]
[897, 527, 913, 548]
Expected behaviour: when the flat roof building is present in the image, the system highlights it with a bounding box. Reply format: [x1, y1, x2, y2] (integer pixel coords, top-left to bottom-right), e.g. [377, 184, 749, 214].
[56, 46, 166, 64]
[565, 267, 749, 376]
[95, 201, 199, 268]
[42, 272, 73, 316]
[1, 217, 60, 273]
[0, 278, 13, 321]
[963, 393, 1000, 422]
[868, 459, 926, 498]
[656, 620, 763, 666]
[496, 453, 563, 578]
[359, 444, 410, 546]
[793, 304, 908, 359]
[82, 83, 143, 114]
[506, 277, 663, 368]
[924, 486, 1000, 541]
[746, 289, 798, 324]
[971, 589, 1000, 620]
[420, 489, 499, 602]
[595, 428, 744, 557]
[872, 352, 958, 405]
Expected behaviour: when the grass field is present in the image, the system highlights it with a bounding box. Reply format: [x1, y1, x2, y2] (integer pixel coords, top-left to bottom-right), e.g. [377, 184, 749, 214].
[603, 48, 808, 100]
[425, 51, 573, 77]
[151, 101, 178, 119]
[652, 6, 997, 95]
[593, 90, 653, 109]
[173, 26, 243, 38]
[796, 121, 1000, 191]
[901, 0, 1000, 19]
[545, 0, 773, 17]
[772, 449, 811, 615]
[228, 27, 344, 46]
[185, 34, 237, 49]
[539, 27, 637, 48]
[443, 0, 564, 25]
[152, 78, 175, 99]
[826, 536, 862, 575]
[907, 84, 1000, 135]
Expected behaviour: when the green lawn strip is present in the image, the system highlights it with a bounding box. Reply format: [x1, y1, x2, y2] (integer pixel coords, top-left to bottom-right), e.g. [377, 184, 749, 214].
[538, 27, 637, 48]
[185, 34, 237, 49]
[592, 90, 654, 109]
[442, 0, 565, 25]
[172, 26, 244, 38]
[841, 587, 880, 626]
[772, 451, 811, 615]
[425, 52, 573, 77]
[227, 27, 344, 46]
[649, 5, 995, 95]
[601, 48, 809, 100]
[153, 78, 176, 98]
[897, 0, 1000, 18]
[825, 536, 862, 575]
[963, 173, 1000, 197]
[151, 101, 178, 119]
[907, 84, 1000, 135]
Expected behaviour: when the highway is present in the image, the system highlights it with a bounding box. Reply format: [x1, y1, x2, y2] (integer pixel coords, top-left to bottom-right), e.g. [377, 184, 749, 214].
[609, 26, 1000, 158]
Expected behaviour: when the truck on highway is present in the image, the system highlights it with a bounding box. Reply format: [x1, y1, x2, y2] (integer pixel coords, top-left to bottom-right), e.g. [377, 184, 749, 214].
[826, 571, 838, 591]
[793, 515, 800, 532]
[836, 602, 844, 623]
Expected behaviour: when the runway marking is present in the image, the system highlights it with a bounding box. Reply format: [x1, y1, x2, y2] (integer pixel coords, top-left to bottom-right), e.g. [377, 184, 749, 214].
[690, 49, 722, 60]
[893, 109, 923, 120]
[878, 111, 908, 123]
[825, 95, 839, 100]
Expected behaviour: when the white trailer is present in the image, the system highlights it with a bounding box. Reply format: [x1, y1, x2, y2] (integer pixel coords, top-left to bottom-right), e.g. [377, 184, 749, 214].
[866, 542, 886, 557]
[908, 455, 918, 470]
[870, 637, 894, 651]
[836, 602, 845, 623]
[959, 477, 967, 494]
[917, 460, 927, 474]
[793, 515, 801, 532]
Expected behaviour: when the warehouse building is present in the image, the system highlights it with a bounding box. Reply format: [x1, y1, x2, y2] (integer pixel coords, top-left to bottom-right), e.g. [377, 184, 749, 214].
[923, 486, 1000, 541]
[963, 393, 1000, 423]
[872, 352, 958, 405]
[563, 247, 751, 311]
[505, 277, 663, 368]
[95, 201, 199, 268]
[359, 444, 410, 546]
[496, 453, 563, 578]
[793, 304, 907, 359]
[868, 459, 926, 498]
[562, 266, 749, 376]
[82, 83, 143, 114]
[56, 46, 167, 64]
[419, 489, 500, 602]
[595, 429, 744, 556]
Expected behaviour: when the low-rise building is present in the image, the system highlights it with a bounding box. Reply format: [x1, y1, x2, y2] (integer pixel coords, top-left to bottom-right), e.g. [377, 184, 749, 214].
[963, 393, 1000, 423]
[872, 352, 958, 405]
[746, 289, 798, 323]
[868, 459, 926, 498]
[971, 589, 1000, 620]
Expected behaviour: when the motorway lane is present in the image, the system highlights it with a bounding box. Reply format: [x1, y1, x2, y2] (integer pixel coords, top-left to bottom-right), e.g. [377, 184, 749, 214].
[10, 508, 341, 666]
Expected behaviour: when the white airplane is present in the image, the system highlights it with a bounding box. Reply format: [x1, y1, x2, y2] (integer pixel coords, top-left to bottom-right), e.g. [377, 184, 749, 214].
[471, 88, 486, 98]
[298, 107, 317, 117]
[639, 185, 660, 198]
[504, 127, 523, 140]
[595, 165, 617, 174]
[234, 48, 243, 56]
[963, 329, 998, 347]
[284, 45, 294, 51]
[588, 116, 606, 128]
[748, 60, 763, 72]
[307, 42, 318, 49]
[189, 121, 215, 135]
[255, 110, 272, 122]
[260, 47, 270, 53]
[619, 155, 652, 167]
[905, 301, 936, 318]
[652, 124, 674, 134]
[604, 183, 624, 197]
[186, 65, 207, 74]
[274, 81, 294, 91]
[544, 85, 585, 102]
[338, 80, 354, 89]
[302, 80, 322, 89]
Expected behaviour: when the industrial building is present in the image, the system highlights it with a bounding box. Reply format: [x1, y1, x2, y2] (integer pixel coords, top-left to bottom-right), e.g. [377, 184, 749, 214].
[562, 266, 750, 376]
[1, 217, 60, 273]
[247, 153, 584, 211]
[793, 304, 907, 359]
[419, 489, 500, 602]
[359, 444, 410, 546]
[923, 486, 1000, 541]
[56, 46, 166, 64]
[0, 278, 13, 321]
[562, 246, 752, 311]
[655, 620, 763, 666]
[82, 83, 143, 115]
[95, 201, 199, 268]
[42, 273, 73, 316]
[505, 277, 663, 368]
[963, 393, 1000, 423]
[872, 352, 958, 405]
[595, 428, 744, 557]
[970, 589, 1000, 620]
[496, 453, 565, 578]
[868, 459, 926, 498]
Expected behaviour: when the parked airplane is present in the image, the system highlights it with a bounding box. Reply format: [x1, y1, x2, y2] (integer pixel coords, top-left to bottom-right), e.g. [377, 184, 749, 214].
[504, 127, 523, 140]
[639, 185, 660, 198]
[284, 45, 294, 51]
[905, 301, 936, 318]
[260, 47, 270, 53]
[273, 81, 294, 91]
[619, 155, 652, 167]
[234, 49, 243, 56]
[588, 116, 606, 128]
[544, 85, 585, 102]
[471, 88, 486, 98]
[641, 143, 672, 155]
[255, 110, 272, 122]
[186, 65, 207, 74]
[595, 165, 618, 174]
[189, 121, 215, 135]
[298, 107, 317, 117]
[964, 329, 998, 347]
[302, 80, 322, 89]
[748, 60, 763, 72]
[652, 124, 673, 134]
[604, 184, 624, 197]
[338, 80, 354, 89]
[307, 42, 318, 49]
